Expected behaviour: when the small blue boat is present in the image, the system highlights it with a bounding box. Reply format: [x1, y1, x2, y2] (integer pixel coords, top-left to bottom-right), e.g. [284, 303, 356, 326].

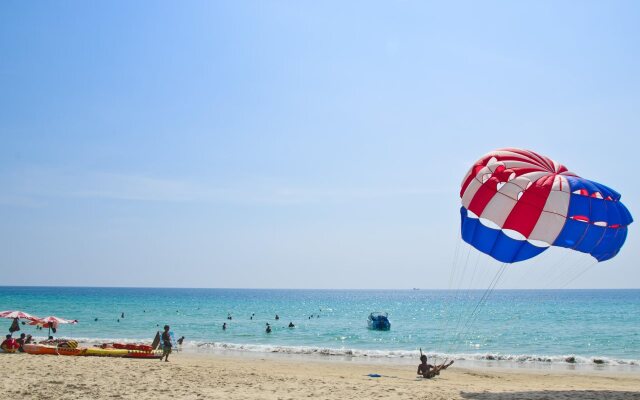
[367, 312, 390, 330]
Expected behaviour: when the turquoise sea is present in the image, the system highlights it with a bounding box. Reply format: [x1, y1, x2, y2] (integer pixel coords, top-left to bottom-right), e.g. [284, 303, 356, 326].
[1, 287, 638, 368]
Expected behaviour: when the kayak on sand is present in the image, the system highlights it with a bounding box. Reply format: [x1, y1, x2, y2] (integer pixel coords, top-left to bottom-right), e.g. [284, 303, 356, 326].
[23, 344, 161, 359]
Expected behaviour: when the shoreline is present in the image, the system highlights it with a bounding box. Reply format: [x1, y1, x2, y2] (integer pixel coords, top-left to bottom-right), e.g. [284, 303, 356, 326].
[184, 346, 640, 374]
[11, 335, 640, 374]
[190, 342, 640, 372]
[23, 334, 639, 373]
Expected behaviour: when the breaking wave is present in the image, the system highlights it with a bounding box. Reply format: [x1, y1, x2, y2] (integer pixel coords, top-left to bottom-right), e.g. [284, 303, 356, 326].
[192, 341, 639, 367]
[37, 335, 639, 368]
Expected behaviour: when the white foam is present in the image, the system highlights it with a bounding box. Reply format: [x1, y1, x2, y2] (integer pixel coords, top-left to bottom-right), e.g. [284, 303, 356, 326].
[189, 341, 639, 367]
[47, 336, 640, 368]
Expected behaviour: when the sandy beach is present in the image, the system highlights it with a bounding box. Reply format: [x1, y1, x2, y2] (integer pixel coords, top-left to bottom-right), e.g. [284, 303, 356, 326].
[2, 352, 638, 400]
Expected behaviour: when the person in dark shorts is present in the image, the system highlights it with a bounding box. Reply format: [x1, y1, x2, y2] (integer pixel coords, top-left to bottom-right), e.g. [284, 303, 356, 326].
[417, 355, 454, 378]
[160, 325, 172, 362]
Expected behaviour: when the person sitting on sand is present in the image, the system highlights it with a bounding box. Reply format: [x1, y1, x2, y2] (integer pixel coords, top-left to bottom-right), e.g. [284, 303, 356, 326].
[417, 355, 454, 379]
[1, 334, 19, 352]
[16, 333, 32, 352]
[160, 325, 172, 362]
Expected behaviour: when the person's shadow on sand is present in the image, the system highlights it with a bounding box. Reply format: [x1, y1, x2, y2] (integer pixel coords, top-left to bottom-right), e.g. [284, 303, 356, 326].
[461, 390, 640, 400]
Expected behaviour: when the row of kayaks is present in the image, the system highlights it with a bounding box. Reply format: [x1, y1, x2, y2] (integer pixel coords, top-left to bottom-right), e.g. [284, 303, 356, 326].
[23, 343, 162, 359]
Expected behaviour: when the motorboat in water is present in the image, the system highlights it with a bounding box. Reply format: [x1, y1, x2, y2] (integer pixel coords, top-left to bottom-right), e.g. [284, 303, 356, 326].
[367, 312, 390, 330]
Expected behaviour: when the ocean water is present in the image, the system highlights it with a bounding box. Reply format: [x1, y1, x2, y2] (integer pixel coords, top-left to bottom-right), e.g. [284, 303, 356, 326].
[1, 287, 638, 368]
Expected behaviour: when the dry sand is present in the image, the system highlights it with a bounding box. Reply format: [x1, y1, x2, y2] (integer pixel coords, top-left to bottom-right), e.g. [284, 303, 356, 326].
[1, 352, 639, 399]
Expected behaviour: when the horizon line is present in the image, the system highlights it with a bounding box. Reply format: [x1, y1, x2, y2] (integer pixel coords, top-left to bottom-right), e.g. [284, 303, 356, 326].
[1, 285, 638, 291]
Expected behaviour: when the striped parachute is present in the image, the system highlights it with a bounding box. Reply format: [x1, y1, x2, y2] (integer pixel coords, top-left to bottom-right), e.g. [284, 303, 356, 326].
[460, 149, 632, 263]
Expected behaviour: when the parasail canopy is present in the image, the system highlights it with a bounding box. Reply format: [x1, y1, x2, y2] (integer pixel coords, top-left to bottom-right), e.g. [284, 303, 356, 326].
[460, 148, 632, 263]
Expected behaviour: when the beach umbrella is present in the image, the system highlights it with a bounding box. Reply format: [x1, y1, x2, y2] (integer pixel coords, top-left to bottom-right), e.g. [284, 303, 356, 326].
[0, 310, 40, 321]
[0, 310, 40, 333]
[30, 316, 78, 337]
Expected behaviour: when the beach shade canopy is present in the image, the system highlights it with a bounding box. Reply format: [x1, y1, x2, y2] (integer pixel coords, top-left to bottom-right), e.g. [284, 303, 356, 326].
[0, 310, 40, 321]
[30, 315, 78, 335]
[30, 316, 78, 328]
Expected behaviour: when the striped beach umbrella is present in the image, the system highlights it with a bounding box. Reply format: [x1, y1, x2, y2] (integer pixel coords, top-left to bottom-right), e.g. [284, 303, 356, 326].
[30, 316, 78, 336]
[0, 310, 39, 321]
[0, 310, 40, 334]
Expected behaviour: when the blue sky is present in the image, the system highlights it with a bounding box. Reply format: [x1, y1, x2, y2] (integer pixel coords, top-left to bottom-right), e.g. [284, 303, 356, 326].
[1, 1, 638, 288]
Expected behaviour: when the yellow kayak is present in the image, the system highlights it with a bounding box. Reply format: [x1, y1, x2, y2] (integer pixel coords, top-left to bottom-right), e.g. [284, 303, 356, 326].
[23, 344, 162, 359]
[84, 347, 129, 357]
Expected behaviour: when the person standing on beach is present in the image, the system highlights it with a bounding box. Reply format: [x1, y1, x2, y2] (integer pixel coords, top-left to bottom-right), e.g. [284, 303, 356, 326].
[160, 325, 172, 362]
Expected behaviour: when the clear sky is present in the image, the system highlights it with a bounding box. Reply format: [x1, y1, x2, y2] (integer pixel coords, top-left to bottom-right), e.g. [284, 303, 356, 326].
[1, 1, 638, 289]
